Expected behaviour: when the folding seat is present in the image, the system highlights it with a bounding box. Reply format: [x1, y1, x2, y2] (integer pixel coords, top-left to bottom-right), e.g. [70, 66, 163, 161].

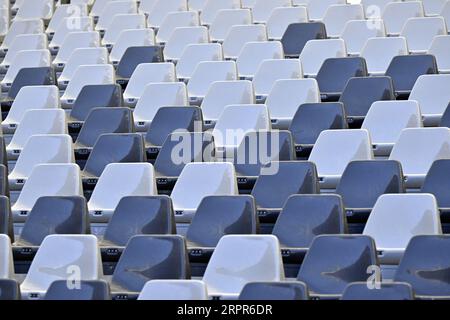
[382, 1, 424, 36]
[171, 162, 238, 223]
[21, 235, 101, 300]
[322, 4, 364, 38]
[200, 0, 241, 26]
[342, 282, 414, 300]
[253, 59, 303, 103]
[239, 282, 309, 300]
[401, 17, 447, 54]
[339, 76, 395, 127]
[200, 80, 254, 127]
[0, 279, 20, 300]
[156, 11, 199, 45]
[360, 0, 397, 18]
[176, 43, 223, 81]
[163, 26, 209, 62]
[389, 128, 450, 188]
[110, 29, 156, 66]
[0, 33, 48, 73]
[147, 0, 188, 29]
[138, 280, 207, 300]
[251, 0, 292, 24]
[309, 129, 373, 189]
[15, 0, 53, 21]
[100, 196, 175, 249]
[272, 195, 346, 262]
[57, 47, 109, 88]
[9, 135, 74, 191]
[123, 63, 176, 107]
[74, 108, 134, 158]
[394, 235, 450, 299]
[209, 9, 252, 43]
[0, 197, 13, 242]
[0, 19, 44, 55]
[116, 46, 164, 82]
[306, 0, 346, 21]
[341, 20, 385, 56]
[2, 85, 60, 134]
[237, 41, 284, 80]
[222, 24, 268, 60]
[61, 64, 116, 108]
[6, 109, 67, 160]
[409, 75, 450, 126]
[266, 79, 320, 130]
[133, 83, 186, 132]
[266, 7, 308, 41]
[421, 160, 450, 218]
[203, 235, 284, 299]
[95, 0, 137, 32]
[212, 105, 270, 159]
[187, 61, 237, 105]
[316, 57, 368, 102]
[252, 162, 320, 223]
[1, 49, 51, 90]
[0, 234, 13, 280]
[361, 37, 408, 76]
[49, 16, 93, 52]
[52, 31, 100, 70]
[88, 163, 157, 223]
[46, 4, 88, 36]
[109, 235, 189, 299]
[102, 14, 147, 48]
[44, 280, 110, 300]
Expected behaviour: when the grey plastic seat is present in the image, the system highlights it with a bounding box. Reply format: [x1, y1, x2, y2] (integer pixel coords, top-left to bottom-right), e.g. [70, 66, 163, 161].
[422, 160, 450, 218]
[110, 28, 156, 65]
[297, 235, 378, 299]
[0, 233, 13, 280]
[5, 67, 56, 103]
[138, 280, 207, 300]
[0, 166, 9, 198]
[110, 235, 189, 300]
[239, 282, 309, 300]
[116, 46, 164, 81]
[281, 22, 327, 58]
[0, 196, 13, 242]
[0, 279, 20, 300]
[342, 282, 414, 300]
[44, 280, 110, 300]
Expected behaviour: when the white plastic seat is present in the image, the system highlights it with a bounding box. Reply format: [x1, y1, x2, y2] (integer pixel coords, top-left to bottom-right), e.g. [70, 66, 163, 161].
[171, 162, 238, 223]
[322, 4, 364, 38]
[163, 26, 209, 62]
[362, 100, 423, 156]
[95, 0, 137, 31]
[11, 164, 83, 222]
[428, 35, 450, 73]
[251, 0, 292, 24]
[401, 17, 447, 54]
[389, 128, 450, 188]
[409, 74, 450, 126]
[209, 9, 252, 43]
[58, 47, 109, 88]
[441, 1, 450, 31]
[52, 31, 100, 69]
[299, 39, 347, 78]
[1, 49, 51, 89]
[110, 29, 155, 65]
[266, 7, 308, 40]
[61, 64, 116, 108]
[187, 61, 237, 105]
[222, 24, 268, 60]
[201, 80, 254, 126]
[252, 59, 302, 101]
[363, 194, 442, 264]
[46, 4, 88, 35]
[382, 1, 424, 36]
[176, 43, 223, 81]
[123, 62, 176, 106]
[9, 135, 74, 190]
[90, 0, 112, 17]
[212, 104, 270, 158]
[188, 0, 207, 12]
[21, 235, 101, 300]
[0, 8, 8, 40]
[203, 235, 284, 299]
[0, 234, 13, 280]
[138, 0, 158, 15]
[421, 0, 447, 16]
[361, 0, 398, 18]
[49, 16, 93, 51]
[361, 37, 408, 75]
[2, 86, 60, 134]
[15, 0, 53, 21]
[156, 11, 199, 45]
[237, 41, 284, 79]
[138, 280, 208, 300]
[309, 129, 374, 189]
[200, 0, 241, 26]
[147, 0, 188, 29]
[0, 19, 44, 53]
[88, 163, 157, 223]
[266, 79, 320, 129]
[307, 0, 346, 21]
[341, 19, 386, 56]
[102, 14, 146, 47]
[133, 82, 188, 131]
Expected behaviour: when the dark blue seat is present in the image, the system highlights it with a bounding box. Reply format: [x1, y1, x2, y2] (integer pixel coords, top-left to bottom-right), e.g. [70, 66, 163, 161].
[281, 22, 327, 58]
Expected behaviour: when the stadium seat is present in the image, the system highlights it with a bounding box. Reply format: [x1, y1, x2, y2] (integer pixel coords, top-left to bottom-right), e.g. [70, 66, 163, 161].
[90, 0, 111, 18]
[49, 16, 93, 52]
[421, 160, 450, 216]
[252, 0, 291, 24]
[428, 35, 450, 74]
[401, 17, 447, 54]
[0, 234, 13, 279]
[157, 11, 199, 46]
[342, 282, 414, 300]
[138, 280, 207, 300]
[147, 0, 188, 29]
[0, 279, 20, 300]
[102, 14, 146, 48]
[421, 0, 448, 15]
[52, 31, 100, 69]
[46, 4, 88, 36]
[239, 282, 309, 300]
[95, 0, 137, 32]
[341, 20, 385, 56]
[209, 9, 252, 43]
[188, 0, 207, 11]
[110, 29, 156, 65]
[222, 24, 268, 60]
[203, 235, 284, 299]
[266, 7, 308, 41]
[389, 128, 450, 188]
[20, 235, 101, 300]
[133, 82, 188, 132]
[382, 1, 424, 36]
[176, 43, 223, 81]
[15, 0, 53, 21]
[361, 0, 394, 18]
[361, 37, 408, 76]
[0, 196, 13, 242]
[306, 0, 346, 21]
[281, 22, 327, 58]
[116, 46, 164, 81]
[164, 26, 209, 62]
[394, 235, 450, 299]
[200, 0, 241, 26]
[0, 19, 44, 55]
[322, 4, 364, 38]
[44, 280, 110, 300]
[171, 162, 238, 223]
[110, 235, 189, 299]
[441, 1, 450, 32]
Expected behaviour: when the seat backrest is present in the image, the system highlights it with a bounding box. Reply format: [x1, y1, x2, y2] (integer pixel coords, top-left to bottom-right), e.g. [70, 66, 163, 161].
[422, 159, 450, 208]
[281, 22, 327, 58]
[117, 46, 164, 79]
[239, 281, 308, 300]
[8, 67, 56, 100]
[0, 234, 13, 279]
[138, 280, 207, 300]
[342, 282, 414, 300]
[44, 280, 110, 300]
[0, 196, 13, 242]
